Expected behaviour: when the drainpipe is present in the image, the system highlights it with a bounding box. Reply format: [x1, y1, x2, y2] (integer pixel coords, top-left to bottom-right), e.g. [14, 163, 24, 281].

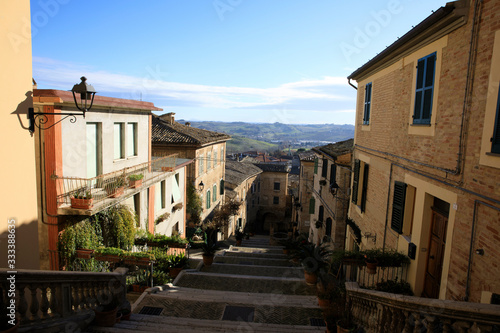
[382, 163, 394, 252]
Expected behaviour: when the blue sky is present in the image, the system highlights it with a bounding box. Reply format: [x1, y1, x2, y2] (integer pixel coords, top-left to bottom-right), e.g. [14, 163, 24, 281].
[31, 0, 446, 125]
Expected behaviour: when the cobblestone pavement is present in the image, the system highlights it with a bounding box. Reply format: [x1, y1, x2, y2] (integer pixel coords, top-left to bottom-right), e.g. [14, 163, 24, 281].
[90, 235, 325, 332]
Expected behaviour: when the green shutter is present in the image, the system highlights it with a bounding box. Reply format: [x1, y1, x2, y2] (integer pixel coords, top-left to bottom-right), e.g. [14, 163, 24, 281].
[206, 191, 211, 209]
[352, 160, 360, 204]
[492, 85, 500, 154]
[314, 158, 318, 174]
[220, 179, 225, 195]
[360, 163, 369, 213]
[391, 181, 407, 234]
[330, 164, 337, 185]
[309, 197, 315, 214]
[321, 158, 328, 178]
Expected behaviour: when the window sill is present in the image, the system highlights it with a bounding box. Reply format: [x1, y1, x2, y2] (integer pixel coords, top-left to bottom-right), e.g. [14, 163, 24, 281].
[410, 123, 432, 127]
[486, 152, 500, 157]
[127, 155, 138, 160]
[113, 158, 126, 162]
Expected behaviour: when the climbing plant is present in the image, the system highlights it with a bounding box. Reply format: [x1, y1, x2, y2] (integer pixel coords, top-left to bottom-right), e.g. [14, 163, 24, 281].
[95, 204, 136, 250]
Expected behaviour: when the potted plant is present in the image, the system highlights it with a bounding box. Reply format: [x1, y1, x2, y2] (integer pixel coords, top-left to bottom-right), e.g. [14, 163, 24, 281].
[172, 202, 183, 212]
[315, 220, 323, 229]
[93, 291, 118, 327]
[167, 253, 189, 278]
[75, 248, 94, 259]
[94, 247, 124, 263]
[336, 298, 356, 333]
[364, 249, 379, 274]
[128, 174, 144, 189]
[118, 308, 131, 321]
[201, 240, 219, 266]
[106, 174, 126, 198]
[121, 251, 155, 266]
[235, 229, 244, 246]
[319, 179, 327, 186]
[299, 243, 331, 285]
[71, 189, 93, 209]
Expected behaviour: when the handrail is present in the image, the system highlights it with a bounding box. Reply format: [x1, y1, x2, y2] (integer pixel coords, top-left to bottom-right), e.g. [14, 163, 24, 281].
[345, 282, 500, 332]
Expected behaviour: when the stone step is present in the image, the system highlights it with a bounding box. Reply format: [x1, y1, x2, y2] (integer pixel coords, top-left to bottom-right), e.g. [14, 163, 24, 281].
[214, 255, 294, 267]
[201, 262, 303, 278]
[224, 251, 288, 260]
[174, 271, 316, 295]
[150, 285, 319, 308]
[229, 246, 285, 254]
[90, 313, 325, 332]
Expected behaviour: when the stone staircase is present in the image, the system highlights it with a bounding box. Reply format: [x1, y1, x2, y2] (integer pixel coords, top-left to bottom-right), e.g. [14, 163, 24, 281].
[88, 235, 325, 332]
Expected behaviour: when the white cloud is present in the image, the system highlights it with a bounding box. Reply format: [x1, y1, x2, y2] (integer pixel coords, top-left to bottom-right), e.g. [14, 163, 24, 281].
[32, 57, 355, 112]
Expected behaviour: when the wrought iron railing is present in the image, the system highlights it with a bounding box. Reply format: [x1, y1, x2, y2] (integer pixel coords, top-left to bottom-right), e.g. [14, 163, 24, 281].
[55, 154, 178, 209]
[0, 268, 129, 331]
[345, 282, 500, 333]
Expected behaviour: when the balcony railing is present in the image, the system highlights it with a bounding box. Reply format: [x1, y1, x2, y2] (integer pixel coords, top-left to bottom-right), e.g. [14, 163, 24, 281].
[54, 154, 178, 215]
[0, 268, 129, 331]
[341, 260, 409, 289]
[346, 282, 500, 333]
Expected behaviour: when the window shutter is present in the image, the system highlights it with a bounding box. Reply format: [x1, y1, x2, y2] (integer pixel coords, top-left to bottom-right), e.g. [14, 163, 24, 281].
[206, 191, 211, 209]
[413, 53, 436, 124]
[309, 197, 315, 214]
[391, 181, 407, 234]
[360, 163, 369, 213]
[321, 158, 328, 178]
[318, 206, 324, 222]
[491, 85, 500, 154]
[314, 158, 318, 174]
[330, 164, 337, 185]
[363, 83, 372, 125]
[220, 179, 224, 195]
[352, 160, 360, 204]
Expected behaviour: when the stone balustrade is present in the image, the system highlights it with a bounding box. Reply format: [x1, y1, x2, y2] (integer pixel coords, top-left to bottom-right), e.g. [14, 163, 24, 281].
[345, 282, 500, 333]
[0, 268, 128, 331]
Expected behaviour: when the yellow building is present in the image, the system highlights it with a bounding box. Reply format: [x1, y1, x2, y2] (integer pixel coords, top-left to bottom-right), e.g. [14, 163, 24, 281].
[347, 0, 500, 302]
[0, 0, 40, 269]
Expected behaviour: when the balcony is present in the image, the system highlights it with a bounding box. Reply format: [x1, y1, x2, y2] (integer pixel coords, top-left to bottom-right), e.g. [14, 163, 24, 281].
[55, 154, 188, 216]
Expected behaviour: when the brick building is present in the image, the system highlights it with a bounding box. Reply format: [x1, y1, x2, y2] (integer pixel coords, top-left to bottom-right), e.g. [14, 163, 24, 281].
[347, 0, 500, 302]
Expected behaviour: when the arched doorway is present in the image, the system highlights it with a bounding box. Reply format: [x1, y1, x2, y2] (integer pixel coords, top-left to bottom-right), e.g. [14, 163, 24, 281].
[262, 212, 279, 232]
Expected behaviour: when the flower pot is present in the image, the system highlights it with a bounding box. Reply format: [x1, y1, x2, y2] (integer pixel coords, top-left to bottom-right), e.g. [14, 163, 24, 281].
[107, 186, 124, 198]
[318, 298, 331, 308]
[336, 319, 355, 333]
[71, 197, 94, 209]
[129, 179, 143, 189]
[169, 267, 183, 278]
[161, 167, 173, 172]
[202, 254, 214, 266]
[76, 249, 94, 259]
[365, 259, 378, 275]
[304, 271, 318, 285]
[94, 307, 118, 327]
[95, 254, 121, 263]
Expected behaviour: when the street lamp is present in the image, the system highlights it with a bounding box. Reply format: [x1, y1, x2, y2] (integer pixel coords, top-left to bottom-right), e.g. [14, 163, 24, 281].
[198, 181, 205, 192]
[28, 76, 97, 134]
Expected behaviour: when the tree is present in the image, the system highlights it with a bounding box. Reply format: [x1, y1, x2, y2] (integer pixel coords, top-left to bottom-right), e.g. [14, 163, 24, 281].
[186, 183, 202, 225]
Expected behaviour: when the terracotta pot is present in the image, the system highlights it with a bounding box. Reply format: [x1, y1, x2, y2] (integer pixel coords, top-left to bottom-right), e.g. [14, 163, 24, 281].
[202, 254, 214, 266]
[107, 186, 124, 198]
[94, 307, 118, 327]
[318, 298, 331, 308]
[71, 197, 94, 209]
[304, 271, 318, 285]
[365, 259, 378, 275]
[75, 249, 94, 259]
[129, 179, 143, 189]
[169, 267, 183, 278]
[95, 254, 121, 263]
[161, 167, 173, 172]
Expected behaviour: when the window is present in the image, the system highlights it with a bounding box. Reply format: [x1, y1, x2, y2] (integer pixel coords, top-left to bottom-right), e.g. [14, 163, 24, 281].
[352, 159, 369, 213]
[391, 182, 407, 234]
[321, 158, 328, 178]
[492, 86, 500, 154]
[199, 154, 204, 176]
[309, 197, 315, 214]
[221, 147, 224, 163]
[126, 123, 137, 157]
[114, 123, 124, 159]
[273, 196, 279, 205]
[220, 179, 224, 195]
[318, 205, 324, 222]
[314, 158, 318, 174]
[161, 180, 166, 209]
[274, 182, 280, 191]
[330, 164, 337, 185]
[213, 184, 217, 202]
[363, 83, 372, 125]
[207, 151, 212, 170]
[258, 181, 261, 192]
[413, 52, 436, 124]
[206, 190, 211, 209]
[171, 173, 181, 203]
[214, 150, 218, 166]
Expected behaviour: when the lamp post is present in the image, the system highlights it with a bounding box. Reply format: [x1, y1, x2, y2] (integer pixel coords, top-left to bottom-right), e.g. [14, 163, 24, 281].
[28, 77, 97, 134]
[198, 181, 205, 192]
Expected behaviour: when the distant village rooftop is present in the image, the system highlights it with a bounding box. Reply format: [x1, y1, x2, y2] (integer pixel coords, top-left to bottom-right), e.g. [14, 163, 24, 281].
[152, 113, 231, 146]
[225, 161, 263, 186]
[298, 150, 316, 162]
[255, 163, 291, 173]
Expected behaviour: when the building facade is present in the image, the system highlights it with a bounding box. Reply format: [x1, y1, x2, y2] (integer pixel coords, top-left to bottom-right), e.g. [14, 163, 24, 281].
[296, 151, 316, 234]
[347, 0, 500, 302]
[152, 113, 230, 224]
[309, 140, 353, 249]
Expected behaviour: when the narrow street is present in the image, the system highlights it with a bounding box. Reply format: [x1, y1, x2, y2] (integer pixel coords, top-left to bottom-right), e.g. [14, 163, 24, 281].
[93, 235, 325, 332]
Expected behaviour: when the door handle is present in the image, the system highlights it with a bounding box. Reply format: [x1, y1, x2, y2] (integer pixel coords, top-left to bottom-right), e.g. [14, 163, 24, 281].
[429, 255, 435, 259]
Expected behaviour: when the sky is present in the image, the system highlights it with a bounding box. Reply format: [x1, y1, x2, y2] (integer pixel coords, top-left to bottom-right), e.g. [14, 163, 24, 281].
[30, 0, 447, 125]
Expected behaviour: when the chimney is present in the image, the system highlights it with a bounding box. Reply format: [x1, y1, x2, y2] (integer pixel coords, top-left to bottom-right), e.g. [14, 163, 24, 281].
[185, 122, 191, 127]
[159, 112, 176, 125]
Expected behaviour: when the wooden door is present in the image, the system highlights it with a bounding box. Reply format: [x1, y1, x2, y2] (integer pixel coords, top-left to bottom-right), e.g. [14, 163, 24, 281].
[423, 209, 448, 298]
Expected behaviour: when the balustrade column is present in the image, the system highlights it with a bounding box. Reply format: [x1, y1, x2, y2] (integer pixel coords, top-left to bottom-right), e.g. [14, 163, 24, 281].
[40, 286, 50, 319]
[17, 284, 28, 323]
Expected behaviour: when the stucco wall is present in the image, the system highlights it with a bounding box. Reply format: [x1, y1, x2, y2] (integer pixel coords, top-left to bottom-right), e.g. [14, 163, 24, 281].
[0, 1, 40, 269]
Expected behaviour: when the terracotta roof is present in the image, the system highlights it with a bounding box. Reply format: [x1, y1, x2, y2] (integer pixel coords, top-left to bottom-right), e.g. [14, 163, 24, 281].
[312, 139, 354, 160]
[152, 115, 231, 146]
[225, 161, 262, 186]
[255, 163, 290, 173]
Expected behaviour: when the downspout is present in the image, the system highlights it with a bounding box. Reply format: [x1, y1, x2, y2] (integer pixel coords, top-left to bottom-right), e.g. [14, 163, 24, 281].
[382, 163, 393, 251]
[348, 78, 357, 90]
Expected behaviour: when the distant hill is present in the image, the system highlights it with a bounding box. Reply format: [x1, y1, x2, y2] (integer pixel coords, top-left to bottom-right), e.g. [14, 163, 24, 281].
[178, 121, 354, 144]
[226, 135, 278, 153]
